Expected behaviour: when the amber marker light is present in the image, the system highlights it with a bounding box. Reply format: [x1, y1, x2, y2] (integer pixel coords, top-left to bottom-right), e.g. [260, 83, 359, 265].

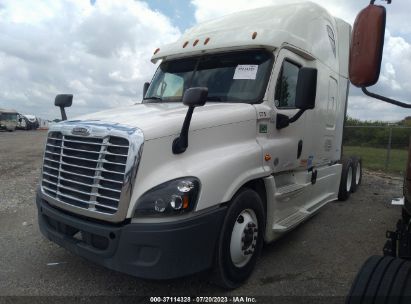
[204, 37, 210, 45]
[193, 39, 199, 46]
[252, 32, 257, 39]
[265, 154, 272, 161]
[154, 48, 160, 54]
[183, 196, 190, 209]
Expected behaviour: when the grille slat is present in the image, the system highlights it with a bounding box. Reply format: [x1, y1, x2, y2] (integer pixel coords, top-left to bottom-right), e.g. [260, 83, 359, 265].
[41, 132, 129, 215]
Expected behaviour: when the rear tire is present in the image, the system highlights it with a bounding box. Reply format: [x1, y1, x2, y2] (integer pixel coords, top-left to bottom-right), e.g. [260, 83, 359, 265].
[338, 157, 354, 201]
[351, 156, 362, 193]
[347, 255, 411, 304]
[213, 188, 264, 289]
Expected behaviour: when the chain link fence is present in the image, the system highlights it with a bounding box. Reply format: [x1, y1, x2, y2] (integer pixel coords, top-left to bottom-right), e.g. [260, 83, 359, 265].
[343, 125, 411, 176]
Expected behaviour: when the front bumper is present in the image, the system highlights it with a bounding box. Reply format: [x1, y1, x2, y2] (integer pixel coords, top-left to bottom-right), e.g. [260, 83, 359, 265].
[36, 190, 227, 279]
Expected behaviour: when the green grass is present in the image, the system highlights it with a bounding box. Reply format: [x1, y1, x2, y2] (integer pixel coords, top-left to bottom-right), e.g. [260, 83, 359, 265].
[343, 146, 408, 175]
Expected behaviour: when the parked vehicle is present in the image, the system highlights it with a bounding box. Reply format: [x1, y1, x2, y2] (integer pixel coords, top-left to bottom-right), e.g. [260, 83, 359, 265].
[24, 114, 39, 130]
[346, 1, 411, 302]
[0, 108, 18, 132]
[36, 2, 361, 288]
[16, 114, 29, 130]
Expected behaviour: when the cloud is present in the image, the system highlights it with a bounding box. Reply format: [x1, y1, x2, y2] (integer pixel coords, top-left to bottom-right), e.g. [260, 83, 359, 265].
[0, 0, 180, 119]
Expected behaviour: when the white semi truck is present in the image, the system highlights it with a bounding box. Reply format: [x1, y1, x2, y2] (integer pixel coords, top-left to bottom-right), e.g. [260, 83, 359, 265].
[36, 2, 360, 288]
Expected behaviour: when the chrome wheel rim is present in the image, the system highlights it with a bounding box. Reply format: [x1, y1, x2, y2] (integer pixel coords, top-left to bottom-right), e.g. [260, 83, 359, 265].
[230, 209, 258, 268]
[355, 163, 361, 185]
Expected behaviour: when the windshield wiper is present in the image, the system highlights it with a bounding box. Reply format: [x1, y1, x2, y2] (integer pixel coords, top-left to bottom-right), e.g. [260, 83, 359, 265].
[143, 96, 163, 102]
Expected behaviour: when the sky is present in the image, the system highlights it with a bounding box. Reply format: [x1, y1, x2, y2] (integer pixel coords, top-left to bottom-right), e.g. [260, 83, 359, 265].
[0, 0, 410, 121]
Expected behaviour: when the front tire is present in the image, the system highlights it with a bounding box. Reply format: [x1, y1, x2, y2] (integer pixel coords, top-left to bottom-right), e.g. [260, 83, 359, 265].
[213, 188, 265, 289]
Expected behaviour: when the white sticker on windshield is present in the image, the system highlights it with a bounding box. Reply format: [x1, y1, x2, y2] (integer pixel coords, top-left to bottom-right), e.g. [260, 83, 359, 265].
[233, 65, 258, 80]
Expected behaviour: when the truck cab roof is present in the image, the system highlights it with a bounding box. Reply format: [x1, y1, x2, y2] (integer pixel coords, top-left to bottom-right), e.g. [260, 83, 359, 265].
[151, 2, 350, 77]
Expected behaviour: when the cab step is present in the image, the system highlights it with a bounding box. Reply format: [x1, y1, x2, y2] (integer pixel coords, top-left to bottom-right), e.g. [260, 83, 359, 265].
[273, 210, 310, 232]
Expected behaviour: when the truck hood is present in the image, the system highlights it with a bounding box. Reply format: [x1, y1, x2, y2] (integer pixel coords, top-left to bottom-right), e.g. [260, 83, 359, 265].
[72, 103, 257, 140]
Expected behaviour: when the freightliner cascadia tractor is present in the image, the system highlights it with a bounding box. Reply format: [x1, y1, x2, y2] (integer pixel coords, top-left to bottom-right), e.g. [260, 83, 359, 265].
[36, 2, 362, 289]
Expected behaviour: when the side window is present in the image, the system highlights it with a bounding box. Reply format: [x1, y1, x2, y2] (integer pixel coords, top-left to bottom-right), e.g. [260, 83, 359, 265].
[274, 60, 300, 108]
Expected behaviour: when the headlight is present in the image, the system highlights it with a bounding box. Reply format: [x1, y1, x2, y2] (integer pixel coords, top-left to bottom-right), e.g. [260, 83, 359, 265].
[133, 177, 200, 217]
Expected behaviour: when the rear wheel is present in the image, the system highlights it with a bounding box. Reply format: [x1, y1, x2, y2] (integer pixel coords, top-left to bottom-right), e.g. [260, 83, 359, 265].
[347, 255, 411, 304]
[213, 188, 264, 289]
[338, 157, 354, 201]
[351, 156, 362, 193]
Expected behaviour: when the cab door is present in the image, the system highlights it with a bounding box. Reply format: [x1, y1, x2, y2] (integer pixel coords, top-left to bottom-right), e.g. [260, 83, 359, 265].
[265, 49, 310, 174]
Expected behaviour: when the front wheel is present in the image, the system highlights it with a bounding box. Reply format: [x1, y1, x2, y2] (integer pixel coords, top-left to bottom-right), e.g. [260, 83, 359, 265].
[213, 188, 265, 289]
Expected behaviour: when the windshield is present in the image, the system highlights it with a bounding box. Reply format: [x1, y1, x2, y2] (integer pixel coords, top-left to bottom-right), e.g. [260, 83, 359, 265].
[144, 50, 273, 103]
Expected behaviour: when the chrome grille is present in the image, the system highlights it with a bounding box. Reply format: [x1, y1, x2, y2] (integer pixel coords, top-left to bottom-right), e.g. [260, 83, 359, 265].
[41, 131, 129, 215]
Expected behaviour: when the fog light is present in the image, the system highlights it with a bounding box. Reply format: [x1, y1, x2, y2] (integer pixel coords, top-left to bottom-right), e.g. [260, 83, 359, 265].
[154, 199, 166, 212]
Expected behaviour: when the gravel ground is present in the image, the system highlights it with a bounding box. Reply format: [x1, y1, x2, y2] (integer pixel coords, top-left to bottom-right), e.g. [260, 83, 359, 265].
[0, 130, 405, 302]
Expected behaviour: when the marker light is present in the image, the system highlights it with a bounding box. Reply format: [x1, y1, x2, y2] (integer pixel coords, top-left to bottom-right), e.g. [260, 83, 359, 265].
[193, 39, 199, 46]
[154, 48, 160, 54]
[183, 41, 189, 48]
[204, 37, 210, 45]
[252, 32, 257, 39]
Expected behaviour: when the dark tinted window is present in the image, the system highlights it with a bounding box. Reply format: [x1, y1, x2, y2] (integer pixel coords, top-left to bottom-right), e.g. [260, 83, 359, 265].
[274, 60, 300, 108]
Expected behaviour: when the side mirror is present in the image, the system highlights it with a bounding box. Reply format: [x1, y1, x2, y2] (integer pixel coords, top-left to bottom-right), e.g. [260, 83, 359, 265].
[182, 87, 208, 107]
[54, 94, 73, 121]
[143, 82, 150, 98]
[349, 4, 386, 87]
[277, 68, 317, 130]
[295, 68, 317, 110]
[172, 87, 208, 154]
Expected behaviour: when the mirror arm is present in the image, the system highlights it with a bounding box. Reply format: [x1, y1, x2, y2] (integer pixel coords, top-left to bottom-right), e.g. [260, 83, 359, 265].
[362, 87, 411, 108]
[172, 106, 195, 154]
[59, 106, 68, 121]
[276, 109, 306, 130]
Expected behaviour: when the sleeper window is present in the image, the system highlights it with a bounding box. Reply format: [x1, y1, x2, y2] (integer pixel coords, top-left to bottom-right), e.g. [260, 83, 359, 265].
[274, 60, 300, 108]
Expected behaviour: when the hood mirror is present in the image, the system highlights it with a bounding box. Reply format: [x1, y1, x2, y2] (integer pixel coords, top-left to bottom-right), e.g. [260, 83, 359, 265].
[173, 87, 208, 154]
[54, 94, 73, 121]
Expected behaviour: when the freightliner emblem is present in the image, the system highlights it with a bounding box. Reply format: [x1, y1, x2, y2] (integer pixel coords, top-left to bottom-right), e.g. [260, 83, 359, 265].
[71, 126, 91, 136]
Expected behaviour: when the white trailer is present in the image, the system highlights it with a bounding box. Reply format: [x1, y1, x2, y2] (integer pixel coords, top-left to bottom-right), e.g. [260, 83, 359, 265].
[36, 2, 360, 288]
